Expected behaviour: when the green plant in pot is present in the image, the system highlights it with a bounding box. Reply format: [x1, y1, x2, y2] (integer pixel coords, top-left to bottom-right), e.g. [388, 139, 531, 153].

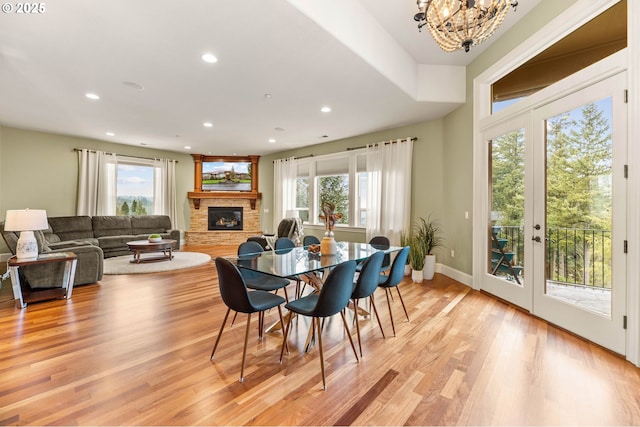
[414, 215, 444, 280]
[408, 236, 426, 283]
[148, 233, 162, 242]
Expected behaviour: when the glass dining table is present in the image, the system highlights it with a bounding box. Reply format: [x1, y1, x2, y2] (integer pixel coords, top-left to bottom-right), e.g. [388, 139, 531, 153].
[228, 240, 402, 351]
[229, 240, 402, 281]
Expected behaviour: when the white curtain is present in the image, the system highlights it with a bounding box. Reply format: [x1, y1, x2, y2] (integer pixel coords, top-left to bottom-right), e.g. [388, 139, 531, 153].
[77, 149, 117, 216]
[365, 138, 413, 245]
[273, 157, 298, 233]
[154, 158, 177, 227]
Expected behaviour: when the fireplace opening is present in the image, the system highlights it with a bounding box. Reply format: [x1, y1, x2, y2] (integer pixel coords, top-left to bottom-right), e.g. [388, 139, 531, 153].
[208, 207, 243, 231]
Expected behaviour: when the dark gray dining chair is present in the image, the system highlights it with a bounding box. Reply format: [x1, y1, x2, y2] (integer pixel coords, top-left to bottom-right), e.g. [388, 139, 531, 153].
[279, 260, 358, 390]
[350, 250, 386, 356]
[377, 246, 410, 337]
[210, 257, 286, 383]
[238, 241, 291, 302]
[356, 236, 391, 274]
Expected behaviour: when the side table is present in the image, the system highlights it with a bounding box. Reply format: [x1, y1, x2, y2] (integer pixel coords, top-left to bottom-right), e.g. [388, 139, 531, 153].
[7, 252, 78, 309]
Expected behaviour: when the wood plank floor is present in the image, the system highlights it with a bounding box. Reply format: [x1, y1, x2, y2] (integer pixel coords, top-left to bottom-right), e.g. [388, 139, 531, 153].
[2, 245, 640, 425]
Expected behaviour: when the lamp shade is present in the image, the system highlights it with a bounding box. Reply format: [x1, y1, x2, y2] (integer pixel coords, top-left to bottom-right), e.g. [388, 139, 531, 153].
[4, 209, 49, 231]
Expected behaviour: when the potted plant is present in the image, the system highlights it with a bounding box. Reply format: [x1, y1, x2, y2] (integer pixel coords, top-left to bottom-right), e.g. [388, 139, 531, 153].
[415, 215, 444, 280]
[408, 236, 426, 283]
[400, 229, 411, 276]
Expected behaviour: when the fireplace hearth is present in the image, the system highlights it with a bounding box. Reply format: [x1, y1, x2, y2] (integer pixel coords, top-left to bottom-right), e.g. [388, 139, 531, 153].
[208, 207, 243, 231]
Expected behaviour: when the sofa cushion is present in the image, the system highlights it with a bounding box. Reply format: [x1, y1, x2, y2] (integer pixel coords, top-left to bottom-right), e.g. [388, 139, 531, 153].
[92, 216, 132, 238]
[48, 216, 94, 241]
[130, 215, 172, 235]
[97, 235, 137, 250]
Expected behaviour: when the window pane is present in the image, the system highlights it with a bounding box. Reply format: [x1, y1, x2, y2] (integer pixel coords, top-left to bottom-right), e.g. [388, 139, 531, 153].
[117, 164, 154, 216]
[318, 175, 349, 225]
[358, 172, 367, 226]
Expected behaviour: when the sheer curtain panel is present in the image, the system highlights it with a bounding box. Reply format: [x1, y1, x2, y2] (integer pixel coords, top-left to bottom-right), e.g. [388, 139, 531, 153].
[365, 138, 413, 245]
[154, 158, 177, 227]
[273, 157, 298, 233]
[77, 149, 117, 216]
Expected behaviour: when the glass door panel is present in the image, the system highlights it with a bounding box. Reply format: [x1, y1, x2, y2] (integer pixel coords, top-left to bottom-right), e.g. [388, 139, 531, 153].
[544, 99, 613, 317]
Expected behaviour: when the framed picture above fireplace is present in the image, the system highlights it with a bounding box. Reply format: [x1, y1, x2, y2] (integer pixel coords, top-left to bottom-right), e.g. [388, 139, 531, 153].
[189, 154, 262, 210]
[191, 154, 259, 193]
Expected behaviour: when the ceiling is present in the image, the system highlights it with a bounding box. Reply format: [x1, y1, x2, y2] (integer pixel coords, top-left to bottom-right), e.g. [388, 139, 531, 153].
[0, 0, 540, 156]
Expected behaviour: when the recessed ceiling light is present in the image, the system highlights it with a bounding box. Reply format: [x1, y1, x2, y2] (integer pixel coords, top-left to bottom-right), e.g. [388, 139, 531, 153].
[203, 122, 213, 128]
[184, 146, 192, 150]
[268, 138, 276, 143]
[264, 94, 272, 99]
[140, 142, 148, 146]
[85, 93, 100, 100]
[105, 132, 115, 136]
[321, 106, 331, 113]
[275, 127, 285, 132]
[201, 53, 218, 63]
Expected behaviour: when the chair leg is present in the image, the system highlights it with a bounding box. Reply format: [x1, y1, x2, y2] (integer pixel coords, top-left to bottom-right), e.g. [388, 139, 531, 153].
[369, 293, 386, 339]
[315, 317, 327, 390]
[231, 310, 238, 326]
[211, 307, 231, 360]
[353, 299, 363, 357]
[239, 313, 252, 383]
[384, 288, 396, 337]
[340, 310, 359, 364]
[276, 305, 289, 354]
[279, 309, 294, 362]
[258, 311, 264, 340]
[395, 286, 410, 322]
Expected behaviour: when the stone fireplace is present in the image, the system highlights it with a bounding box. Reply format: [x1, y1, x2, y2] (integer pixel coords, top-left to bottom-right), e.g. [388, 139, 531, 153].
[185, 153, 263, 246]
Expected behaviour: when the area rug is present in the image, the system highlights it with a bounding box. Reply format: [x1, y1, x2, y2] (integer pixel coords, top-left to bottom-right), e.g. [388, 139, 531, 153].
[104, 252, 212, 275]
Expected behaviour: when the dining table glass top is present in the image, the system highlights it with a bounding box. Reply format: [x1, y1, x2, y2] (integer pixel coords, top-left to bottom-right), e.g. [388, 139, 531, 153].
[230, 241, 402, 278]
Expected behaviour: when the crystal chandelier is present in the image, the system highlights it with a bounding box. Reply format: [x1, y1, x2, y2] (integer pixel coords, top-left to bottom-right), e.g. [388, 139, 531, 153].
[414, 0, 518, 53]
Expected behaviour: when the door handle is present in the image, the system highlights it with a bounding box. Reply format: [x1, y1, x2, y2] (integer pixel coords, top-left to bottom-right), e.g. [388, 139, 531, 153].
[532, 236, 542, 243]
[534, 224, 541, 230]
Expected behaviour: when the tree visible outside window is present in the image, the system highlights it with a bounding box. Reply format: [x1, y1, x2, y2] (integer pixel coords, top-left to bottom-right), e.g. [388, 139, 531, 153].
[318, 175, 349, 225]
[116, 163, 154, 216]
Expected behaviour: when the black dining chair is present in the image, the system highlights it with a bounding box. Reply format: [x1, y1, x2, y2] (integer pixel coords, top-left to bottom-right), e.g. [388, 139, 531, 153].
[210, 257, 286, 383]
[238, 241, 291, 302]
[357, 236, 391, 274]
[303, 235, 321, 246]
[377, 246, 410, 337]
[350, 250, 386, 357]
[279, 260, 359, 390]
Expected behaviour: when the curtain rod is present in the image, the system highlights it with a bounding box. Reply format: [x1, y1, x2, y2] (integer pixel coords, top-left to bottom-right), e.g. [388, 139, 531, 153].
[73, 148, 178, 163]
[272, 154, 314, 163]
[346, 137, 417, 151]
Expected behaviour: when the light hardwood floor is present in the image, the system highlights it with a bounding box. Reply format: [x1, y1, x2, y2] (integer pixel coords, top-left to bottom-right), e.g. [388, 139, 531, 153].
[2, 245, 640, 425]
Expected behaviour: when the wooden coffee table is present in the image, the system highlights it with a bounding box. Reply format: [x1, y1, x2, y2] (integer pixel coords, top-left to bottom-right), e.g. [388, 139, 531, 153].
[126, 239, 177, 264]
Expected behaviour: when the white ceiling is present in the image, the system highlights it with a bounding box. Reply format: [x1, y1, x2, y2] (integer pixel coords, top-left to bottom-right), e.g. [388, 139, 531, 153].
[0, 0, 539, 156]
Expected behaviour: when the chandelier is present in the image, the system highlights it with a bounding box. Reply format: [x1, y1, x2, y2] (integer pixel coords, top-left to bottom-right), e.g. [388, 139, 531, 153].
[414, 0, 518, 53]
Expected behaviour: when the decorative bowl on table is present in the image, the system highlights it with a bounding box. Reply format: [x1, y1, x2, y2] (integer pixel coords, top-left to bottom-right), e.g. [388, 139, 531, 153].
[148, 234, 162, 243]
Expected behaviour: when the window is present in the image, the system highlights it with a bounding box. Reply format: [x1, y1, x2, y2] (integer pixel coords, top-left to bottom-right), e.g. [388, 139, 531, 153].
[116, 159, 155, 216]
[296, 151, 367, 228]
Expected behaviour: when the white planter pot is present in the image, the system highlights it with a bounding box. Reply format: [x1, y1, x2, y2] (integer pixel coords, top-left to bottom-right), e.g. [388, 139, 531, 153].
[411, 269, 423, 283]
[423, 254, 436, 280]
[404, 264, 411, 276]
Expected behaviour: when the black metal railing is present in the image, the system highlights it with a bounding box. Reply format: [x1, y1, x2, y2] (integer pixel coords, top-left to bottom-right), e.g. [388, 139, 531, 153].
[492, 226, 611, 289]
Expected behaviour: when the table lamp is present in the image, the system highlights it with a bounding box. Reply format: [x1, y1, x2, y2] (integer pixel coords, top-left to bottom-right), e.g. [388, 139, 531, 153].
[4, 209, 49, 260]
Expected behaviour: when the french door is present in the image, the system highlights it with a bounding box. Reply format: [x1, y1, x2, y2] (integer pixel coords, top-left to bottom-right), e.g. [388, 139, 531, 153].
[479, 72, 627, 354]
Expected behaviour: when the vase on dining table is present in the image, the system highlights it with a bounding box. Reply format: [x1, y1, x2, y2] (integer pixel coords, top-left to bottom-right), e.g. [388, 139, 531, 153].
[320, 231, 337, 255]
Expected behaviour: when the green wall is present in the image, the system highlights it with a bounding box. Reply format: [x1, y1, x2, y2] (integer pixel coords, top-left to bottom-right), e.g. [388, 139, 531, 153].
[0, 126, 194, 254]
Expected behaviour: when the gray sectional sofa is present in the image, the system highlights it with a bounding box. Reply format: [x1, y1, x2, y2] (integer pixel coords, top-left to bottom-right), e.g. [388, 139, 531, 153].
[1, 215, 180, 288]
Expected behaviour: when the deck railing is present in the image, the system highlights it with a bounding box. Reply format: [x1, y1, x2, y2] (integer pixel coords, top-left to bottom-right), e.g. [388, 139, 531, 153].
[493, 226, 611, 289]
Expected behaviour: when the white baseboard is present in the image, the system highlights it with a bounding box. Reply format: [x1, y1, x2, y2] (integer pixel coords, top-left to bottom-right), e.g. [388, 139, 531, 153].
[435, 263, 473, 288]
